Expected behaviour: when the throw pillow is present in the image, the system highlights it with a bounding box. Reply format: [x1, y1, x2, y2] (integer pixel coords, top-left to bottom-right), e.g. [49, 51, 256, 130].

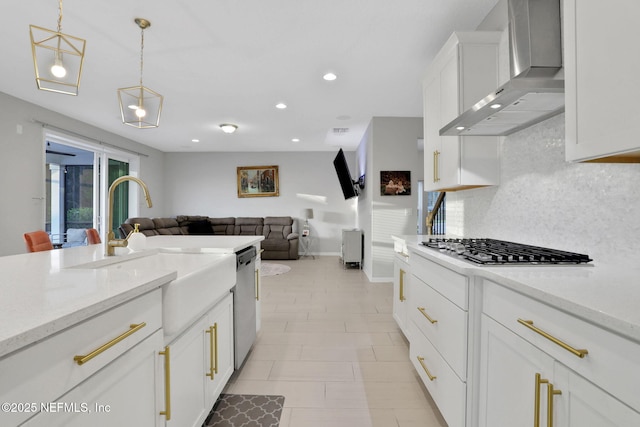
[187, 220, 214, 235]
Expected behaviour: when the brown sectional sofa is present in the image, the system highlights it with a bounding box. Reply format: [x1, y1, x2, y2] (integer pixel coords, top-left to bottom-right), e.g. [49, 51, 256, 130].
[119, 215, 299, 260]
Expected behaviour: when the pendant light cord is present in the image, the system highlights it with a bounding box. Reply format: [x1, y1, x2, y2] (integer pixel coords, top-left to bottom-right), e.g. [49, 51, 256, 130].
[57, 0, 63, 32]
[139, 27, 145, 87]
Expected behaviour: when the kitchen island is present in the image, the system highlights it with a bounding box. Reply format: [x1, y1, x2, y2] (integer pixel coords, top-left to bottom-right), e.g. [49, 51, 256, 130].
[0, 234, 263, 427]
[392, 234, 640, 427]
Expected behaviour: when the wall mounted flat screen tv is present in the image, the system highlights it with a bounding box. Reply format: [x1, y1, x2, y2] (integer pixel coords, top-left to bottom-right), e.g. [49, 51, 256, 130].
[333, 148, 359, 200]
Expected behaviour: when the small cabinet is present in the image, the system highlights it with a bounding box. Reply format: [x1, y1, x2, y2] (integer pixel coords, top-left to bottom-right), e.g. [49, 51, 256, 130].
[423, 31, 501, 191]
[163, 293, 234, 427]
[564, 0, 640, 162]
[392, 252, 410, 337]
[341, 229, 363, 268]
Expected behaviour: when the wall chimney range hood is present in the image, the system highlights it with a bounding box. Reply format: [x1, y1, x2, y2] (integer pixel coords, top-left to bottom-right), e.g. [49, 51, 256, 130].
[440, 0, 564, 137]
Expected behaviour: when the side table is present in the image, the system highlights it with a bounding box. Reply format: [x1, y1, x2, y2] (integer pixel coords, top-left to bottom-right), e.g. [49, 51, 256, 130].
[300, 235, 314, 259]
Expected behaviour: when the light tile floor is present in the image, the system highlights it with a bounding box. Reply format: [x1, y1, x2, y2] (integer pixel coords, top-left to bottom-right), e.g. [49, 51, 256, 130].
[224, 256, 448, 427]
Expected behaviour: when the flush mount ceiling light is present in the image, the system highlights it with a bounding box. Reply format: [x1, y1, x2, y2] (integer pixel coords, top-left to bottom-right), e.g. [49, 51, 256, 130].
[219, 124, 238, 134]
[275, 103, 287, 109]
[117, 18, 164, 129]
[29, 0, 86, 95]
[323, 72, 337, 81]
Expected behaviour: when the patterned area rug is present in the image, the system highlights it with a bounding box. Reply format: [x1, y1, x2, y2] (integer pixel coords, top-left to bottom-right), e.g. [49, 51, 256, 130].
[204, 394, 285, 427]
[260, 263, 291, 276]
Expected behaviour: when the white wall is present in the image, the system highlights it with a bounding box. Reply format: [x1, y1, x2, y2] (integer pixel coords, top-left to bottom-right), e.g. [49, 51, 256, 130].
[357, 117, 424, 281]
[446, 113, 640, 265]
[0, 91, 166, 256]
[164, 151, 357, 255]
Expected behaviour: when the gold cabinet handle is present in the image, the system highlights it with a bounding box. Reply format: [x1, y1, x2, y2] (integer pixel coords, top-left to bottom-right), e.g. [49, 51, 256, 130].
[518, 319, 588, 358]
[416, 356, 436, 381]
[159, 346, 171, 420]
[417, 307, 438, 324]
[73, 322, 146, 365]
[255, 270, 260, 301]
[399, 269, 406, 302]
[534, 373, 549, 427]
[433, 150, 441, 183]
[547, 382, 562, 427]
[206, 323, 218, 380]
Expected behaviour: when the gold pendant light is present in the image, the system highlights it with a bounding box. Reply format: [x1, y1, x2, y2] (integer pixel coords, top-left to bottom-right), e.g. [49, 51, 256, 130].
[30, 0, 86, 96]
[117, 18, 164, 129]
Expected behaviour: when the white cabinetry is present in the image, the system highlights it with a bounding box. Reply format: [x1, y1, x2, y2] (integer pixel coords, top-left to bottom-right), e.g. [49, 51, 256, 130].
[408, 254, 469, 427]
[392, 252, 410, 337]
[255, 248, 262, 333]
[164, 292, 234, 427]
[341, 229, 362, 268]
[0, 289, 163, 427]
[478, 280, 640, 426]
[564, 0, 640, 162]
[423, 32, 501, 191]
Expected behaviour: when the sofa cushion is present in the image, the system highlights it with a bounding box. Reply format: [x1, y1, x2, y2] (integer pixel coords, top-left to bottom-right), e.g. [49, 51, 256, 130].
[234, 217, 263, 235]
[187, 220, 214, 235]
[209, 217, 235, 235]
[263, 216, 294, 240]
[176, 215, 211, 234]
[124, 217, 158, 236]
[152, 218, 183, 235]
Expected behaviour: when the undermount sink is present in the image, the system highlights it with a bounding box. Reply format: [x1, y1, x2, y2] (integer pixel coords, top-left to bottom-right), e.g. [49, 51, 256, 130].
[74, 251, 237, 337]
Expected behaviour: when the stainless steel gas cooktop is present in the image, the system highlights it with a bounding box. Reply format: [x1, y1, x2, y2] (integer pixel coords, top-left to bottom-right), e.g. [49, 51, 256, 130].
[421, 238, 592, 266]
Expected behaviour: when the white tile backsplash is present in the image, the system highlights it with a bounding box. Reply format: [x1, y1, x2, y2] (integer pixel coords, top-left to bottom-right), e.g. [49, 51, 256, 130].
[447, 113, 640, 264]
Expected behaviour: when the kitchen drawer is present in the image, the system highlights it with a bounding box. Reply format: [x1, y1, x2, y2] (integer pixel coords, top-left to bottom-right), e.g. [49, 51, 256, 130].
[409, 320, 466, 427]
[411, 253, 468, 309]
[410, 275, 467, 379]
[0, 289, 162, 426]
[482, 280, 640, 411]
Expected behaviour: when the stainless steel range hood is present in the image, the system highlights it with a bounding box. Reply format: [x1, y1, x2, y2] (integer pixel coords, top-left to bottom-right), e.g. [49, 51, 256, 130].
[440, 0, 564, 137]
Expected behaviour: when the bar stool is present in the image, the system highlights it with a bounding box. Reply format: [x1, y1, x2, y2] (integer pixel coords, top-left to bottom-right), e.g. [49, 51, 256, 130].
[23, 230, 54, 252]
[86, 228, 102, 245]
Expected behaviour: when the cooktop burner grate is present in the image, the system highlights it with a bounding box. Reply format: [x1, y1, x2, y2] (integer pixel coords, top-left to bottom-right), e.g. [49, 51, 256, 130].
[421, 238, 592, 265]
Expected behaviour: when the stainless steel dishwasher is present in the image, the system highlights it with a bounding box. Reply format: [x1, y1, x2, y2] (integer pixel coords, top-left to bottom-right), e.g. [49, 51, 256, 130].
[232, 246, 257, 369]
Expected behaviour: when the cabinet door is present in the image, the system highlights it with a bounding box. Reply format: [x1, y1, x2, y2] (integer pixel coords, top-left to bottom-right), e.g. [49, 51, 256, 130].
[423, 73, 442, 191]
[255, 254, 262, 333]
[205, 293, 234, 405]
[392, 254, 410, 337]
[23, 330, 164, 427]
[478, 314, 555, 427]
[554, 363, 640, 427]
[565, 0, 640, 162]
[166, 315, 210, 427]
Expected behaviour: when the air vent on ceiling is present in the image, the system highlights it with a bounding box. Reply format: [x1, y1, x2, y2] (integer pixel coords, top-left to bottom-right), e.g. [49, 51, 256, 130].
[332, 127, 349, 135]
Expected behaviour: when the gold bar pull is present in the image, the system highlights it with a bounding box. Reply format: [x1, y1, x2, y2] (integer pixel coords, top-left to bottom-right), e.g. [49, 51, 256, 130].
[518, 319, 588, 358]
[255, 270, 260, 301]
[159, 346, 171, 420]
[206, 323, 218, 380]
[73, 322, 146, 365]
[417, 307, 438, 324]
[399, 269, 406, 302]
[547, 383, 561, 427]
[417, 356, 436, 381]
[534, 373, 549, 427]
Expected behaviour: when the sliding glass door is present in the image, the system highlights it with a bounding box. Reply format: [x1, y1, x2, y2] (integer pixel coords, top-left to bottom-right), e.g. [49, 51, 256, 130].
[44, 130, 139, 244]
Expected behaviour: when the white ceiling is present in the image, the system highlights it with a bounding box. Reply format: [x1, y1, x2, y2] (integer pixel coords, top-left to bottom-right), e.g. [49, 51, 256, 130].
[1, 0, 499, 153]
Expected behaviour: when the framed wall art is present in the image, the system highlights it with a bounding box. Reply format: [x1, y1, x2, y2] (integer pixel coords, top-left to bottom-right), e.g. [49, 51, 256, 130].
[237, 165, 279, 198]
[380, 170, 411, 195]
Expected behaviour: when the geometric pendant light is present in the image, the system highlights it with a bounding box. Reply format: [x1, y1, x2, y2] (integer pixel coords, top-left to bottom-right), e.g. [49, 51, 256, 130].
[117, 18, 164, 128]
[29, 0, 86, 96]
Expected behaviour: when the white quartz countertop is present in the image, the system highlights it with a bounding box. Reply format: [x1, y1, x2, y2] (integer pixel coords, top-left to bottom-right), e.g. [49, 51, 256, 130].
[0, 245, 176, 359]
[146, 235, 264, 253]
[0, 235, 261, 359]
[393, 235, 640, 343]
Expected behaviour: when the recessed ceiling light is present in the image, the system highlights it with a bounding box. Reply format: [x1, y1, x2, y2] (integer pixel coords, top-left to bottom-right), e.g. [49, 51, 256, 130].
[292, 138, 300, 142]
[490, 103, 502, 109]
[456, 126, 465, 131]
[219, 124, 238, 134]
[275, 103, 287, 109]
[323, 72, 337, 81]
[191, 139, 200, 143]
